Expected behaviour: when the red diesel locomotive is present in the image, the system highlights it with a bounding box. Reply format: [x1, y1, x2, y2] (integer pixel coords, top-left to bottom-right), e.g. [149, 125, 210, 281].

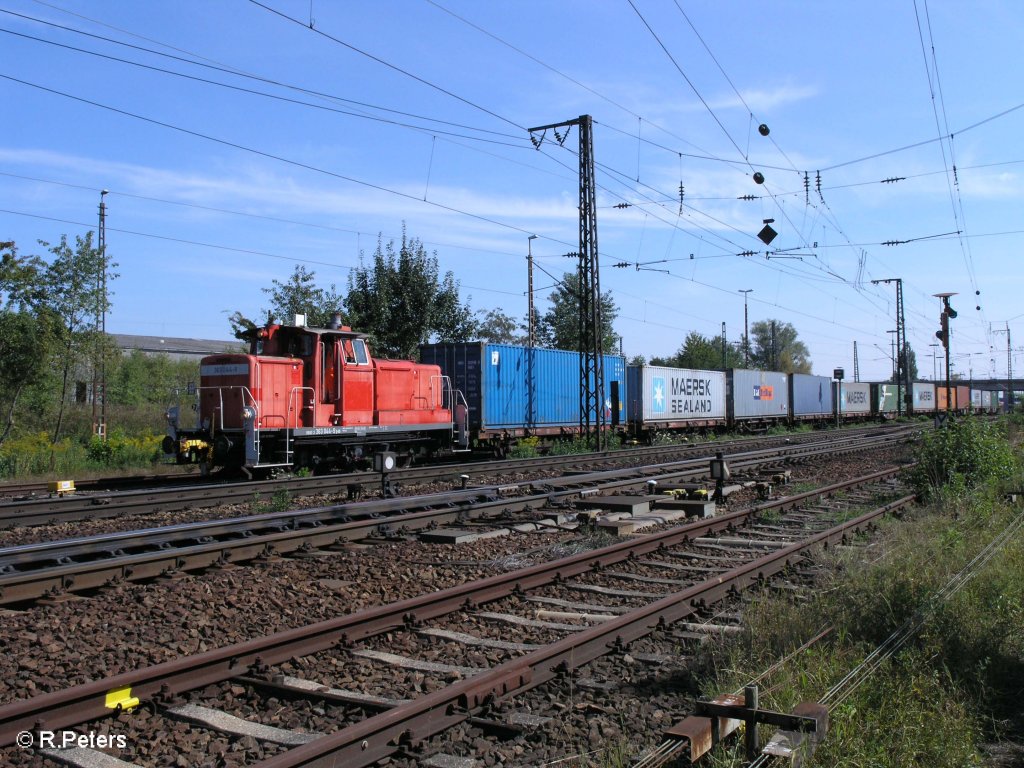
[164, 316, 468, 473]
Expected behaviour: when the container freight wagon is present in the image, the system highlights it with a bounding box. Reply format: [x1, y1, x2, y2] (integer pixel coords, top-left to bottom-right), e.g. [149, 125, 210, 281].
[836, 382, 872, 417]
[870, 383, 902, 418]
[789, 374, 835, 421]
[626, 365, 727, 435]
[912, 382, 936, 414]
[956, 385, 970, 413]
[935, 384, 961, 412]
[419, 342, 626, 447]
[727, 369, 790, 425]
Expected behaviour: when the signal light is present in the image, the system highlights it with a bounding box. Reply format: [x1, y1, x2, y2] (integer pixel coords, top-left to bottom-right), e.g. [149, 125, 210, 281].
[935, 314, 949, 348]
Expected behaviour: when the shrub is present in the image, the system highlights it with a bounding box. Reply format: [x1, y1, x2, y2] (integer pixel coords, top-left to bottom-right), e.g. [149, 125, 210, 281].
[908, 417, 1018, 502]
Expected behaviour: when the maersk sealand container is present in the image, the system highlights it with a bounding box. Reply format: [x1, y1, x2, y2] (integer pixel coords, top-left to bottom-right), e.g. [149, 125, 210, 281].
[418, 342, 626, 438]
[835, 382, 872, 415]
[626, 365, 727, 428]
[912, 382, 936, 413]
[790, 373, 835, 419]
[727, 369, 790, 421]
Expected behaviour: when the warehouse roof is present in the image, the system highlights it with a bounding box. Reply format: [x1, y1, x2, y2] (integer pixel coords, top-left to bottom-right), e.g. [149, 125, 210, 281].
[114, 334, 242, 360]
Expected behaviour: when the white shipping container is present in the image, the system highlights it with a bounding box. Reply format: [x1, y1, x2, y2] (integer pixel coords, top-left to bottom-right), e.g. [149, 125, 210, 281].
[836, 382, 872, 414]
[626, 365, 726, 425]
[912, 382, 936, 413]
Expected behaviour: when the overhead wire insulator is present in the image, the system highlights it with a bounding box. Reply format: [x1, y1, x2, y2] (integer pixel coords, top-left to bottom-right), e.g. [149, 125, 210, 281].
[881, 176, 906, 184]
[737, 194, 757, 201]
[613, 262, 631, 268]
[739, 250, 756, 258]
[804, 172, 810, 204]
[614, 202, 631, 209]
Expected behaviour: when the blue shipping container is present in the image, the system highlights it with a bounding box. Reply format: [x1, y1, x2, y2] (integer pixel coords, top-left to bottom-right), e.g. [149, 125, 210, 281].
[790, 373, 835, 418]
[419, 342, 626, 434]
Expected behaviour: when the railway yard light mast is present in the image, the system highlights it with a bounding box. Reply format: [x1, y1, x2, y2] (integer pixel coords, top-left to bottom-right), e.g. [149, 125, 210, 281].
[738, 289, 753, 367]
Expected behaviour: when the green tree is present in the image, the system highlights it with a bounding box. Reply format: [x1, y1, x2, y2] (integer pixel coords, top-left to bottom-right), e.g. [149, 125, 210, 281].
[345, 230, 474, 359]
[900, 343, 919, 383]
[107, 350, 200, 407]
[749, 319, 811, 373]
[229, 265, 345, 338]
[677, 331, 722, 370]
[0, 310, 53, 448]
[474, 308, 526, 344]
[1, 234, 115, 441]
[538, 272, 618, 352]
[649, 332, 744, 370]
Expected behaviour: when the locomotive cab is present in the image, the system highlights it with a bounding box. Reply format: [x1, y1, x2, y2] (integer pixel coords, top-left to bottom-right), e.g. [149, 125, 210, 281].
[165, 317, 466, 473]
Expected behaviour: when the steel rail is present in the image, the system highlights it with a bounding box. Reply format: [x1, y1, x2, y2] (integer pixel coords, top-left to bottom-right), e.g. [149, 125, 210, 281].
[0, 437, 911, 604]
[260, 492, 918, 768]
[0, 425, 917, 527]
[0, 466, 909, 747]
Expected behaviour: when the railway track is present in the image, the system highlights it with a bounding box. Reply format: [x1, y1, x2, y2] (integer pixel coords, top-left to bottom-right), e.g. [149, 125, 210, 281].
[0, 424, 918, 530]
[0, 466, 915, 767]
[0, 431, 913, 607]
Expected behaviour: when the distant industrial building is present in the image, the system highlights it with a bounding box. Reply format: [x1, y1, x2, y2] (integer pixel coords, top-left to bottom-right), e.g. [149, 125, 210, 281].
[114, 334, 242, 362]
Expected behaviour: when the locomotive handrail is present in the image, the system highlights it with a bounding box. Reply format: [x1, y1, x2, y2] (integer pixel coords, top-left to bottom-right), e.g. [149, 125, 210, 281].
[194, 385, 258, 432]
[277, 386, 315, 468]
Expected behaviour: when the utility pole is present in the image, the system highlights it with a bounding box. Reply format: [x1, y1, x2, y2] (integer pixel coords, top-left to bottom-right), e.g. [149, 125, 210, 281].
[871, 278, 907, 417]
[738, 289, 753, 366]
[529, 115, 604, 448]
[93, 189, 109, 440]
[527, 235, 537, 348]
[721, 322, 727, 370]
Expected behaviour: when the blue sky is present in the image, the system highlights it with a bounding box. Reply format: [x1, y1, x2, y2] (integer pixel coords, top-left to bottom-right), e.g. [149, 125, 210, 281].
[3, 0, 1023, 383]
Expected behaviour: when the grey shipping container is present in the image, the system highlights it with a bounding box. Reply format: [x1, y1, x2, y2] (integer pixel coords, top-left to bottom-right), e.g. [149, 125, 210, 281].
[836, 382, 871, 415]
[419, 342, 626, 436]
[727, 369, 790, 421]
[790, 373, 835, 418]
[626, 365, 726, 427]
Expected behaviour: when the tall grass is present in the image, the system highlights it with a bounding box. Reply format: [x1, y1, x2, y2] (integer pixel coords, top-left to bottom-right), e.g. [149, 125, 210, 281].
[693, 421, 1024, 767]
[0, 428, 164, 479]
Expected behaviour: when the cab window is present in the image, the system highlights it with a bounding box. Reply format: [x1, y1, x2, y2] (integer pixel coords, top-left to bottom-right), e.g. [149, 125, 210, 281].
[353, 339, 369, 365]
